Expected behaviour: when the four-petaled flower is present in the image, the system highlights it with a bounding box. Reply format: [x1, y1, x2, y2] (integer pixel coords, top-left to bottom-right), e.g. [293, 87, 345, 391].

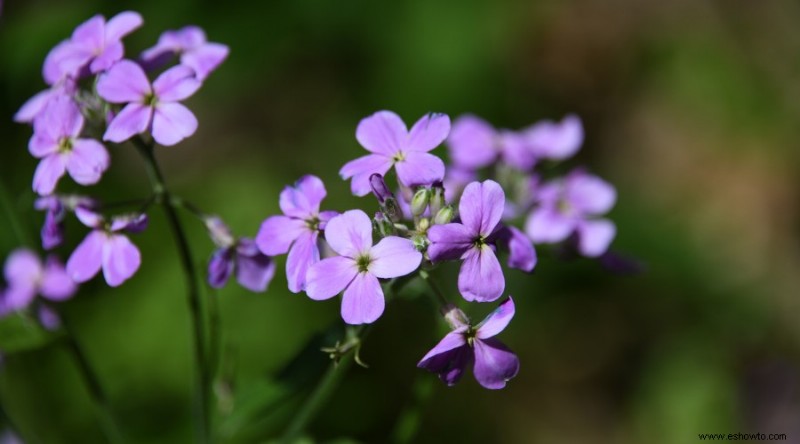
[256, 175, 338, 293]
[29, 96, 110, 195]
[418, 297, 520, 389]
[98, 60, 201, 146]
[525, 169, 616, 257]
[206, 217, 275, 292]
[67, 208, 147, 287]
[306, 210, 422, 325]
[340, 111, 450, 196]
[1, 249, 76, 314]
[140, 26, 229, 81]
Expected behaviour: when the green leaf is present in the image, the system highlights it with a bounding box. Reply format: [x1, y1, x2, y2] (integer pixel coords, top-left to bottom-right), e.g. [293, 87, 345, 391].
[0, 313, 62, 354]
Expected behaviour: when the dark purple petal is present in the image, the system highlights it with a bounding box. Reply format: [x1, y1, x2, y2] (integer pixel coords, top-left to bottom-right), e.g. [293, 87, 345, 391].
[109, 213, 148, 233]
[41, 209, 64, 250]
[66, 139, 109, 185]
[458, 246, 504, 302]
[235, 248, 275, 292]
[323, 210, 373, 258]
[395, 151, 445, 189]
[368, 236, 422, 279]
[256, 215, 306, 256]
[476, 297, 515, 339]
[458, 180, 505, 237]
[525, 207, 577, 244]
[207, 248, 233, 288]
[576, 219, 616, 257]
[67, 230, 105, 283]
[369, 173, 393, 204]
[96, 60, 151, 103]
[32, 155, 67, 195]
[39, 256, 77, 301]
[285, 231, 320, 293]
[101, 234, 141, 287]
[406, 112, 450, 153]
[473, 338, 519, 389]
[339, 154, 393, 197]
[355, 110, 407, 155]
[153, 65, 201, 101]
[305, 256, 358, 300]
[497, 226, 537, 272]
[103, 103, 153, 143]
[340, 272, 384, 325]
[426, 223, 473, 262]
[417, 328, 471, 386]
[152, 103, 198, 146]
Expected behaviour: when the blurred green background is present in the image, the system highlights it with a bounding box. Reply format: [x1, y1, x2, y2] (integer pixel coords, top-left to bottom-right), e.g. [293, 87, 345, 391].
[2, 0, 800, 443]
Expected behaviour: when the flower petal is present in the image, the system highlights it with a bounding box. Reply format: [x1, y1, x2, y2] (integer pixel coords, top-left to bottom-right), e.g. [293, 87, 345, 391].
[286, 231, 320, 293]
[101, 234, 141, 287]
[71, 15, 105, 53]
[395, 151, 445, 188]
[369, 236, 421, 278]
[15, 89, 54, 124]
[355, 110, 407, 155]
[525, 114, 583, 161]
[340, 272, 384, 325]
[67, 139, 110, 185]
[96, 60, 151, 103]
[406, 112, 450, 153]
[565, 171, 616, 216]
[446, 114, 498, 170]
[74, 207, 104, 228]
[4, 249, 42, 288]
[473, 338, 520, 389]
[426, 223, 474, 262]
[339, 154, 393, 197]
[305, 256, 358, 300]
[105, 11, 143, 42]
[152, 103, 198, 146]
[458, 246, 504, 302]
[39, 257, 77, 301]
[208, 248, 233, 288]
[476, 297, 515, 339]
[35, 95, 83, 141]
[525, 207, 577, 244]
[235, 247, 275, 292]
[499, 130, 536, 171]
[153, 65, 201, 101]
[417, 328, 471, 386]
[256, 215, 306, 256]
[32, 155, 67, 195]
[67, 231, 105, 283]
[181, 43, 229, 80]
[497, 226, 536, 272]
[418, 326, 468, 363]
[458, 180, 505, 236]
[576, 219, 616, 257]
[323, 210, 373, 258]
[103, 103, 152, 143]
[279, 175, 327, 219]
[89, 41, 123, 73]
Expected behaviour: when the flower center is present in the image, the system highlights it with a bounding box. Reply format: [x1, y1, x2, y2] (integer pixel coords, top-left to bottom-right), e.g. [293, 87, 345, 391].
[355, 254, 372, 272]
[465, 326, 477, 347]
[392, 151, 406, 162]
[305, 216, 320, 231]
[143, 92, 159, 107]
[473, 235, 487, 249]
[57, 137, 73, 153]
[557, 198, 573, 215]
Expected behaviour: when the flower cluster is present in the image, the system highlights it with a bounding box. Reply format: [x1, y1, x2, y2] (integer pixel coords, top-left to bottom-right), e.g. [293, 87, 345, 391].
[255, 110, 618, 389]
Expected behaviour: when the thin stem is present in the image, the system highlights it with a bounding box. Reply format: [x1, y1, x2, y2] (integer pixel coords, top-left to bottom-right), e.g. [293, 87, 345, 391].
[418, 270, 450, 309]
[62, 324, 124, 444]
[131, 136, 211, 443]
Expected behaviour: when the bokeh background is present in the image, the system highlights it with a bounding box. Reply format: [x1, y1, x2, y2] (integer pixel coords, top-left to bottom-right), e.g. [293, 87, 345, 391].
[1, 0, 800, 443]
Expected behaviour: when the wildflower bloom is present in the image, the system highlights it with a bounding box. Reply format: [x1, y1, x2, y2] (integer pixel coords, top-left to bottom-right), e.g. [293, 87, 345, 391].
[523, 114, 583, 161]
[340, 111, 450, 196]
[427, 180, 508, 302]
[447, 115, 535, 171]
[305, 210, 422, 324]
[418, 297, 520, 389]
[205, 217, 275, 292]
[29, 96, 110, 195]
[66, 208, 147, 287]
[140, 26, 229, 80]
[525, 169, 616, 257]
[34, 195, 97, 250]
[14, 79, 77, 124]
[97, 60, 201, 146]
[2, 249, 76, 313]
[256, 175, 338, 293]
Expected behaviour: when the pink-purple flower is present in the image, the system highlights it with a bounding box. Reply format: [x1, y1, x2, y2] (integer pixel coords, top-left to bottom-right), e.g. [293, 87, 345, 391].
[447, 115, 535, 171]
[140, 26, 229, 81]
[256, 175, 338, 293]
[418, 297, 519, 389]
[525, 169, 616, 257]
[66, 208, 147, 287]
[1, 249, 76, 314]
[523, 114, 583, 161]
[29, 96, 110, 195]
[97, 60, 201, 146]
[305, 210, 422, 325]
[340, 111, 450, 196]
[206, 217, 275, 292]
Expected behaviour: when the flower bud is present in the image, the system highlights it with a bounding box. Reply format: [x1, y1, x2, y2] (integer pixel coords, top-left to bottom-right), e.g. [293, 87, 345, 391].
[410, 188, 431, 217]
[434, 205, 455, 225]
[369, 174, 393, 204]
[417, 217, 430, 233]
[205, 216, 235, 248]
[429, 183, 445, 215]
[442, 304, 469, 329]
[373, 212, 395, 237]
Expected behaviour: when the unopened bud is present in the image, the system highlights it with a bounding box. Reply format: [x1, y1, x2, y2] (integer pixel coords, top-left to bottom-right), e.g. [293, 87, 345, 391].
[417, 217, 430, 233]
[429, 183, 445, 215]
[205, 216, 235, 247]
[369, 174, 393, 204]
[410, 188, 431, 217]
[442, 304, 469, 329]
[434, 205, 454, 225]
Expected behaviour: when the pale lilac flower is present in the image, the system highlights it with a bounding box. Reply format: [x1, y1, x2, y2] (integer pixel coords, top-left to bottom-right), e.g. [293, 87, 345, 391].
[418, 297, 520, 389]
[140, 26, 229, 80]
[29, 96, 110, 195]
[524, 114, 583, 161]
[427, 180, 507, 302]
[97, 60, 201, 146]
[256, 175, 338, 293]
[525, 169, 616, 257]
[14, 80, 76, 124]
[205, 217, 275, 292]
[305, 210, 422, 325]
[340, 111, 450, 196]
[35, 195, 98, 250]
[447, 115, 535, 171]
[2, 249, 76, 313]
[66, 208, 147, 287]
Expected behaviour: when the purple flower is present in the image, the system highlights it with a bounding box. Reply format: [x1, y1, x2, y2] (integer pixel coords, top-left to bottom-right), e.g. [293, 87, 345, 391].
[447, 115, 535, 171]
[66, 208, 147, 287]
[305, 210, 422, 325]
[496, 226, 537, 272]
[523, 114, 583, 161]
[28, 96, 110, 195]
[205, 217, 276, 292]
[140, 26, 229, 81]
[256, 175, 338, 293]
[97, 60, 201, 146]
[2, 249, 76, 313]
[525, 169, 616, 257]
[418, 297, 520, 389]
[427, 180, 507, 302]
[340, 111, 450, 196]
[14, 81, 77, 124]
[34, 195, 98, 250]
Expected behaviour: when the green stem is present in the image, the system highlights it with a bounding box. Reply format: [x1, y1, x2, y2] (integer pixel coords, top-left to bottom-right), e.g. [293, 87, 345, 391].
[418, 270, 450, 309]
[131, 136, 211, 443]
